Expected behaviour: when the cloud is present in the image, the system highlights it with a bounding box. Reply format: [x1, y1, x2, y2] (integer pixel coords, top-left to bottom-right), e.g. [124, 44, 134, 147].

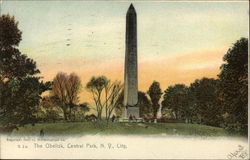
[38, 47, 227, 103]
[137, 48, 226, 91]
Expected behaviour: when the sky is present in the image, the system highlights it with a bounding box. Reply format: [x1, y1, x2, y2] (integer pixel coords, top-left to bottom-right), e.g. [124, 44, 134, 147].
[1, 1, 249, 103]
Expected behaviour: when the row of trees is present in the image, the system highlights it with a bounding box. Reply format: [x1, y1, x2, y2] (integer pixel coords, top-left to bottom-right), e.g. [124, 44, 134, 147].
[39, 74, 163, 123]
[39, 72, 92, 122]
[0, 15, 176, 126]
[41, 74, 123, 123]
[0, 14, 247, 135]
[161, 38, 248, 134]
[110, 37, 247, 135]
[40, 33, 246, 136]
[161, 78, 220, 125]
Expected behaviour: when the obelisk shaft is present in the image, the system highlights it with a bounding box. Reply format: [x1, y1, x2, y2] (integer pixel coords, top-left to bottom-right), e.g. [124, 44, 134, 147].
[124, 4, 138, 109]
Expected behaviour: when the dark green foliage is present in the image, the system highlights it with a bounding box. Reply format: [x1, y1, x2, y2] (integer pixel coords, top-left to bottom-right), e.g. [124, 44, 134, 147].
[0, 48, 39, 81]
[138, 91, 152, 117]
[218, 37, 248, 134]
[162, 84, 194, 122]
[161, 38, 248, 135]
[0, 14, 22, 48]
[161, 78, 222, 126]
[190, 78, 222, 126]
[162, 84, 187, 119]
[79, 102, 90, 113]
[39, 96, 63, 122]
[147, 81, 162, 118]
[0, 15, 39, 82]
[45, 110, 61, 123]
[85, 114, 97, 122]
[0, 77, 51, 126]
[86, 76, 109, 93]
[114, 90, 153, 118]
[0, 14, 51, 127]
[71, 102, 90, 121]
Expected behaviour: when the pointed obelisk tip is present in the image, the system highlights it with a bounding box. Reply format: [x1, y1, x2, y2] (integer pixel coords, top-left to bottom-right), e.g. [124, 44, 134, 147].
[127, 3, 136, 13]
[129, 3, 134, 9]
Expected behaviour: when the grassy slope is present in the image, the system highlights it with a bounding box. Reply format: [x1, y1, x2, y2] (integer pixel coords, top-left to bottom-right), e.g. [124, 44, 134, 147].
[11, 121, 244, 137]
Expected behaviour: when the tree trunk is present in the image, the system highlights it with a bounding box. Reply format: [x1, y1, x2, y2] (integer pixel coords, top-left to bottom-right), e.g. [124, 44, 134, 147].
[62, 108, 68, 121]
[69, 106, 72, 120]
[97, 111, 102, 120]
[153, 104, 158, 118]
[154, 111, 157, 119]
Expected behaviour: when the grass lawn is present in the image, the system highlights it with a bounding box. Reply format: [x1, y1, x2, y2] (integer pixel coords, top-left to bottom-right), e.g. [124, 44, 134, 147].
[10, 121, 244, 137]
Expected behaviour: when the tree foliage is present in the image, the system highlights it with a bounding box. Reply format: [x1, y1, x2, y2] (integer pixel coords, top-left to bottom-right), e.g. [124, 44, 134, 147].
[86, 76, 123, 121]
[114, 90, 124, 118]
[71, 102, 90, 121]
[0, 14, 22, 48]
[79, 102, 90, 114]
[0, 48, 39, 82]
[0, 14, 51, 127]
[190, 78, 222, 126]
[114, 91, 153, 118]
[51, 72, 81, 120]
[147, 81, 162, 118]
[86, 76, 109, 120]
[218, 37, 248, 133]
[103, 80, 123, 122]
[37, 97, 62, 123]
[138, 91, 152, 117]
[162, 84, 193, 121]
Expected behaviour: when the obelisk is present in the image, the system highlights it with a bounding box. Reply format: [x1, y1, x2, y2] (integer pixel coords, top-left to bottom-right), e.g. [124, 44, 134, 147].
[124, 4, 139, 119]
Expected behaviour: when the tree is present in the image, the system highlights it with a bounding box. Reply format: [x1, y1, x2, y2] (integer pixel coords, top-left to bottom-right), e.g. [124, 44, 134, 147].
[86, 76, 123, 121]
[71, 102, 90, 121]
[65, 73, 81, 119]
[114, 90, 124, 118]
[51, 72, 81, 120]
[85, 114, 97, 122]
[0, 14, 21, 49]
[162, 84, 193, 121]
[39, 96, 62, 122]
[138, 91, 152, 117]
[0, 15, 39, 82]
[79, 102, 90, 117]
[51, 72, 68, 120]
[0, 14, 51, 127]
[114, 91, 153, 118]
[40, 95, 61, 109]
[190, 78, 222, 126]
[86, 76, 109, 120]
[103, 80, 123, 122]
[147, 81, 162, 118]
[218, 38, 248, 134]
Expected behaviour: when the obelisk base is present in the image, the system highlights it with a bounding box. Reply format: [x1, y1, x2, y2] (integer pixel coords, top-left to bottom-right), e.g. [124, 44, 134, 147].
[125, 106, 139, 119]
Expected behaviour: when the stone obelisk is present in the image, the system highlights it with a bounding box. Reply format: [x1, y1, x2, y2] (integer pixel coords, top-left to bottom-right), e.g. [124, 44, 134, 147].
[124, 4, 139, 119]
